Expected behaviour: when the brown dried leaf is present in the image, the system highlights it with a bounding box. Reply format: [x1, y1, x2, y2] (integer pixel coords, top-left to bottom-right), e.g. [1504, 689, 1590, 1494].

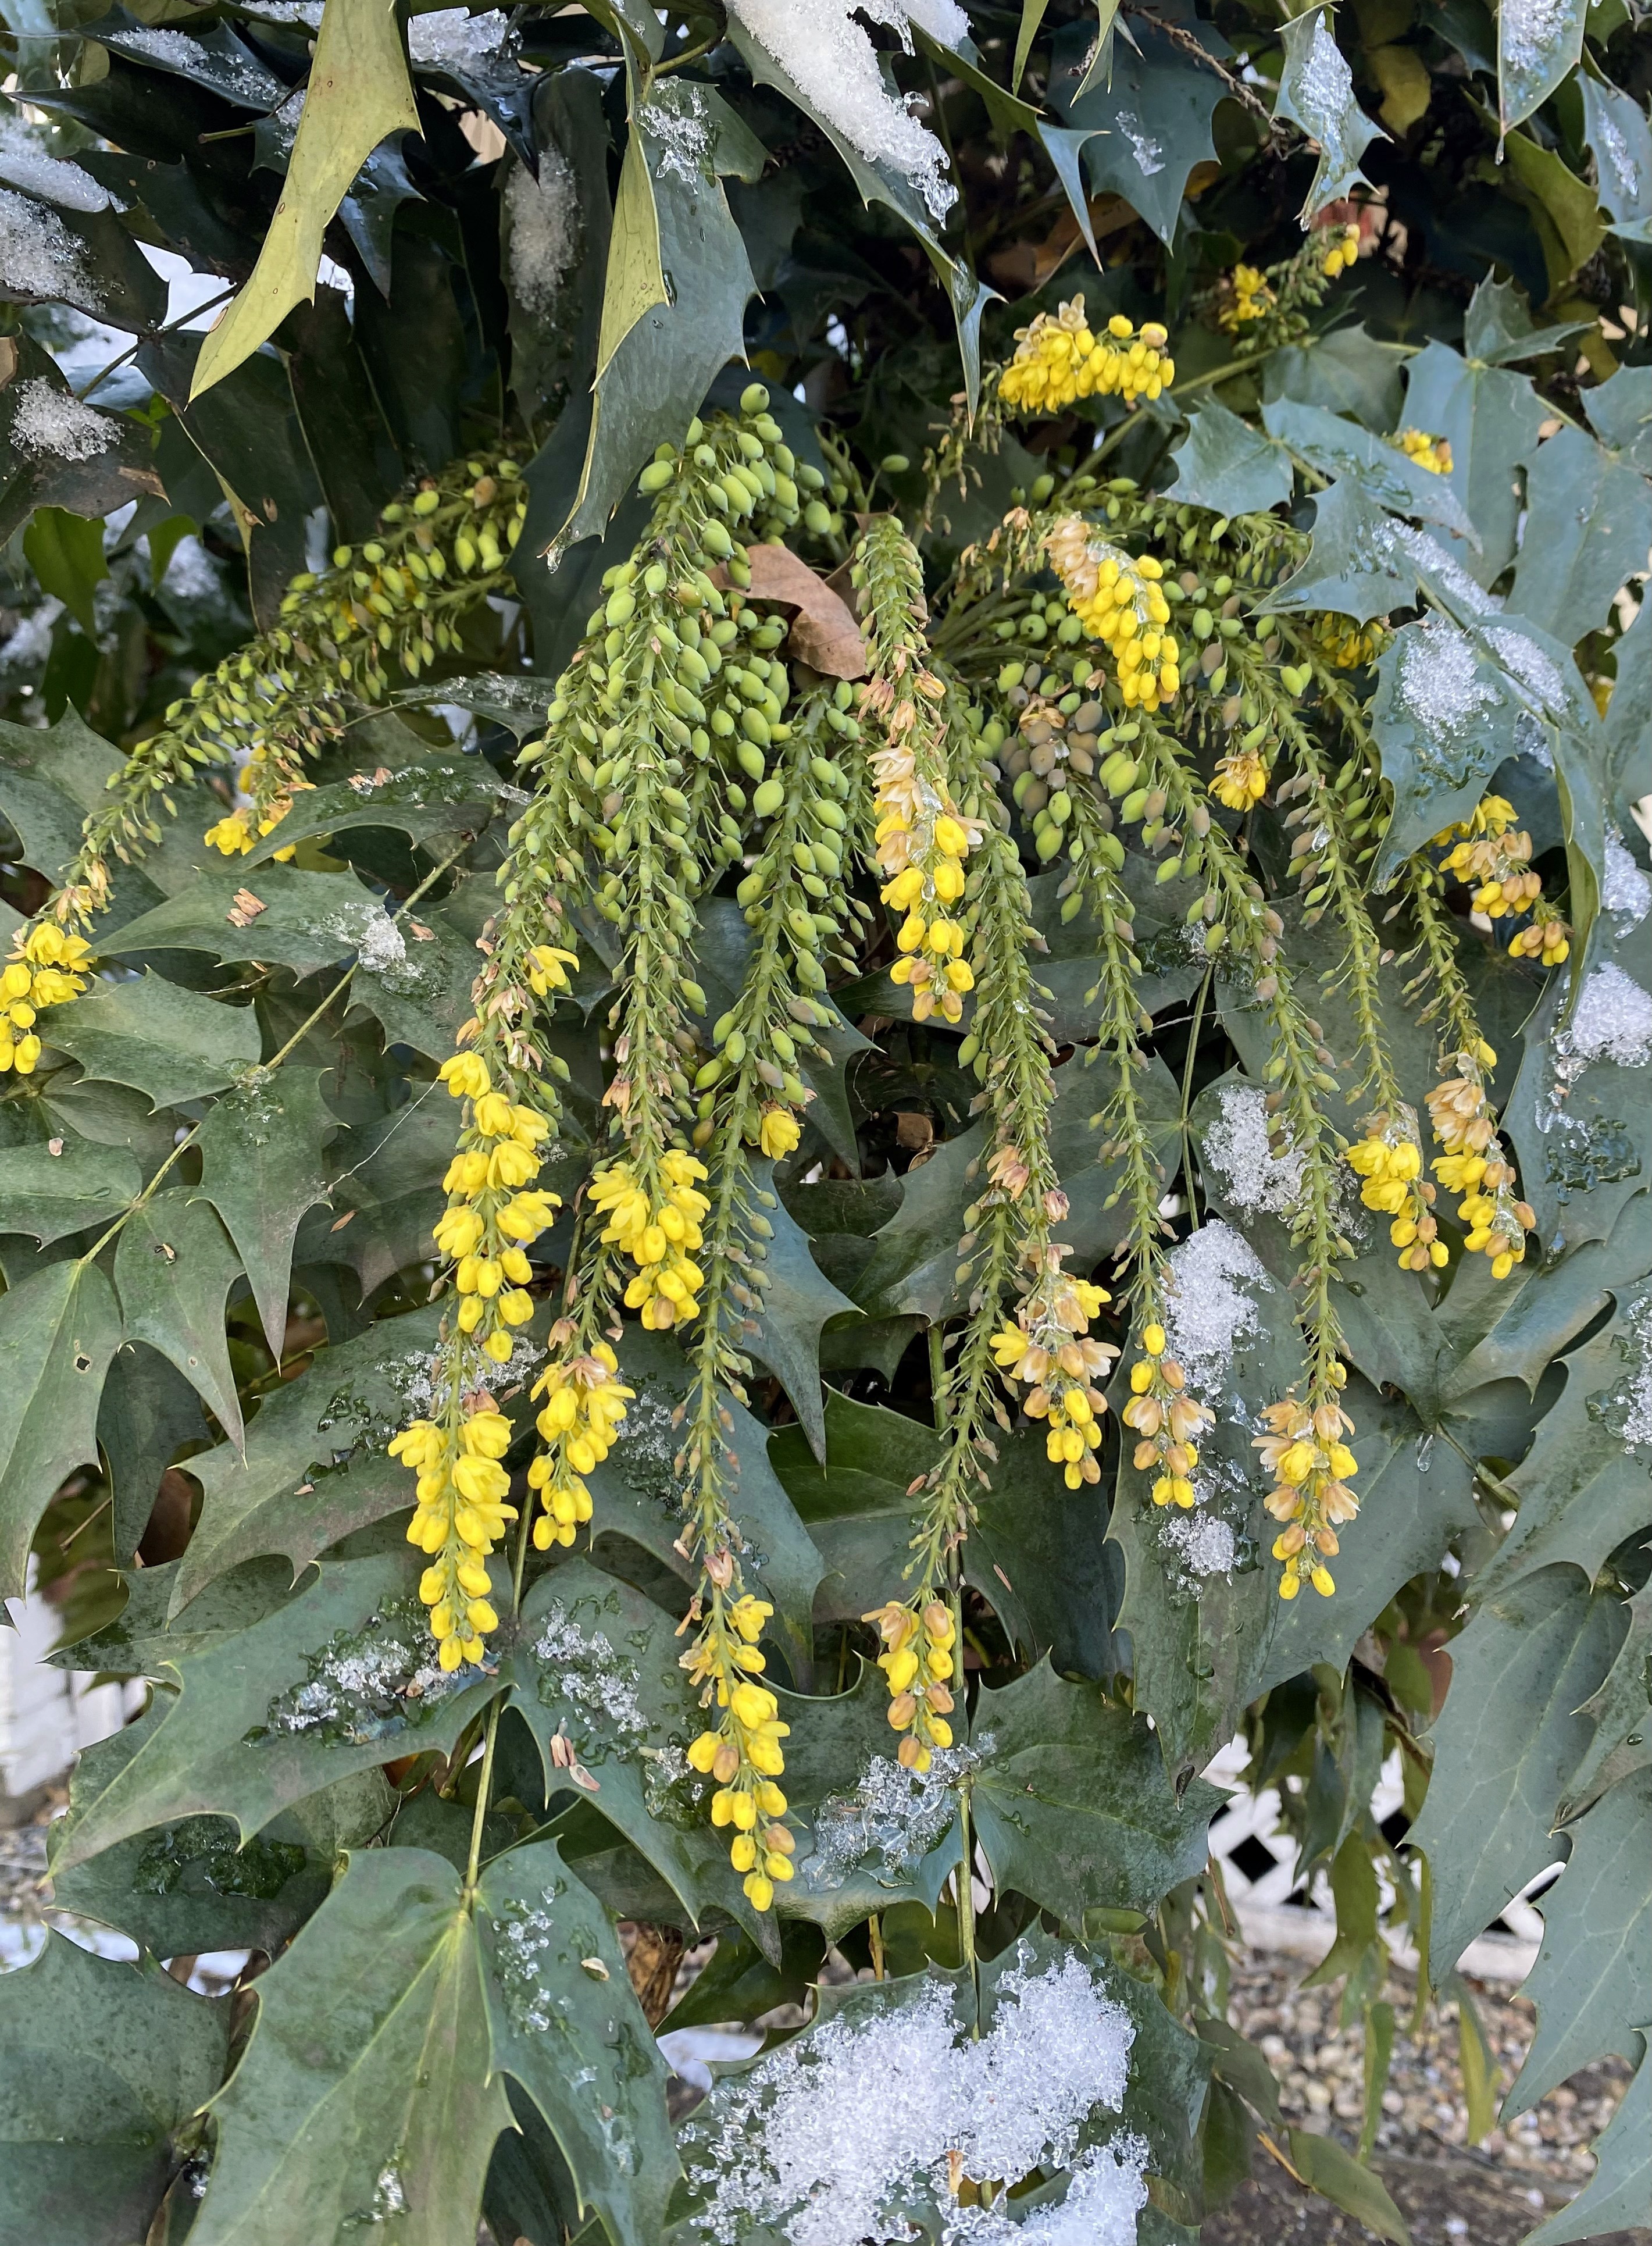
[741, 542, 868, 679]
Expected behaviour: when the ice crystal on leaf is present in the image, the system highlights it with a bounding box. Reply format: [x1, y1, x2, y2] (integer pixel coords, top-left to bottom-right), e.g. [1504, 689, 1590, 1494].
[0, 185, 88, 301]
[1162, 1220, 1271, 1396]
[1202, 1082, 1307, 1220]
[683, 1948, 1136, 2246]
[408, 8, 508, 66]
[1558, 961, 1652, 1069]
[531, 1600, 649, 1746]
[505, 145, 576, 317]
[9, 377, 119, 462]
[723, 0, 964, 219]
[0, 121, 113, 213]
[805, 1736, 991, 1888]
[1603, 830, 1650, 926]
[1397, 618, 1496, 744]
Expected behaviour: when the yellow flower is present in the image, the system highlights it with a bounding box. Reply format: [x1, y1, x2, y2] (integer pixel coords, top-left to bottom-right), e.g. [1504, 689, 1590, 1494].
[1211, 747, 1269, 810]
[1044, 519, 1180, 711]
[758, 1106, 801, 1159]
[997, 296, 1175, 413]
[0, 920, 94, 1074]
[1218, 262, 1275, 333]
[1391, 427, 1452, 476]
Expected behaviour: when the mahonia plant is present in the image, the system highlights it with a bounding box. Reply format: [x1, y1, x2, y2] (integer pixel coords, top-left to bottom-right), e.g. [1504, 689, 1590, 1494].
[0, 5, 1643, 2240]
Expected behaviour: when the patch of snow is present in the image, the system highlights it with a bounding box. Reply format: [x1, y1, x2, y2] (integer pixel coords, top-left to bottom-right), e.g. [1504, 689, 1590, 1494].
[1602, 829, 1650, 927]
[1397, 616, 1496, 741]
[724, 0, 960, 220]
[682, 1944, 1137, 2246]
[1557, 960, 1652, 1069]
[1160, 1509, 1237, 1578]
[0, 184, 88, 301]
[8, 376, 119, 462]
[1201, 1082, 1307, 1220]
[505, 145, 576, 318]
[1163, 1218, 1272, 1396]
[0, 120, 113, 214]
[408, 8, 509, 69]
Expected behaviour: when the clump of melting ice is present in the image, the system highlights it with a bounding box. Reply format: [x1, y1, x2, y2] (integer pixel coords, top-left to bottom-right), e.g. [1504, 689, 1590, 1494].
[1396, 618, 1497, 775]
[946, 2142, 1150, 2246]
[258, 1597, 469, 1745]
[0, 184, 89, 301]
[407, 7, 508, 66]
[1603, 829, 1651, 928]
[641, 79, 715, 183]
[505, 145, 576, 319]
[531, 1600, 648, 1748]
[805, 1737, 991, 1890]
[9, 376, 118, 462]
[1200, 1082, 1305, 1221]
[1162, 1220, 1271, 1397]
[1557, 961, 1652, 1071]
[1589, 1288, 1652, 1455]
[681, 1944, 1140, 2246]
[1160, 1509, 1237, 1580]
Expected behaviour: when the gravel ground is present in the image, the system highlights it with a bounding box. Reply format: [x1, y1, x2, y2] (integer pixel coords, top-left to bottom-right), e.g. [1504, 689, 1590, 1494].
[1207, 1955, 1642, 2245]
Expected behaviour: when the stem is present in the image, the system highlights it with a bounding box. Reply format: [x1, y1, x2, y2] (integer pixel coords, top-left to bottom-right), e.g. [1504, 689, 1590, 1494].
[75, 284, 237, 402]
[1179, 965, 1214, 1229]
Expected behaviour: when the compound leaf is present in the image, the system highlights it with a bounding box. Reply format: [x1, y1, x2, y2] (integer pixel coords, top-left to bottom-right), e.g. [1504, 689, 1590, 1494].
[196, 1067, 338, 1356]
[113, 1190, 245, 1448]
[45, 971, 262, 1112]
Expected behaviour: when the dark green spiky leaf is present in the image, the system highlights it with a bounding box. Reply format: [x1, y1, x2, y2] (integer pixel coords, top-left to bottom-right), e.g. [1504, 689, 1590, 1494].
[1522, 2054, 1651, 2245]
[343, 903, 494, 1063]
[1496, 0, 1586, 133]
[1563, 1573, 1652, 1818]
[0, 330, 162, 546]
[1168, 400, 1293, 520]
[746, 1167, 857, 1461]
[0, 1931, 229, 2246]
[170, 1304, 445, 1614]
[1473, 1290, 1652, 1598]
[102, 865, 390, 981]
[1399, 338, 1547, 587]
[51, 1713, 390, 1959]
[45, 971, 262, 1111]
[1582, 74, 1652, 237]
[1271, 479, 1417, 623]
[0, 707, 126, 885]
[1367, 616, 1534, 880]
[240, 757, 511, 868]
[581, 1324, 822, 1674]
[196, 1067, 338, 1354]
[1286, 2128, 1411, 2244]
[51, 1551, 504, 1871]
[113, 1189, 245, 1446]
[1586, 363, 1652, 473]
[101, 16, 286, 108]
[0, 1255, 123, 1600]
[969, 1660, 1221, 1922]
[501, 1559, 779, 1954]
[1261, 400, 1476, 544]
[291, 1097, 456, 1301]
[187, 1847, 511, 2246]
[1411, 1563, 1625, 1981]
[101, 1339, 208, 1563]
[1275, 5, 1385, 217]
[1501, 1767, 1650, 2120]
[0, 1136, 141, 1245]
[48, 1554, 301, 1678]
[0, 183, 167, 330]
[1461, 274, 1595, 367]
[1509, 423, 1652, 647]
[1264, 325, 1406, 431]
[769, 1387, 1118, 1678]
[1049, 7, 1228, 247]
[559, 86, 759, 547]
[477, 1836, 680, 2246]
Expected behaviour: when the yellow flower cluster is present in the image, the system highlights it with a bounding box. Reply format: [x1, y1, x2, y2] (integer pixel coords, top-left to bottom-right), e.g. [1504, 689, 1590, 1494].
[527, 1339, 633, 1549]
[1211, 744, 1270, 811]
[1257, 1386, 1357, 1598]
[685, 1596, 794, 1909]
[1122, 1321, 1214, 1508]
[1391, 427, 1453, 476]
[998, 295, 1175, 412]
[203, 776, 313, 860]
[434, 1047, 559, 1364]
[1312, 613, 1383, 668]
[990, 1270, 1118, 1488]
[1346, 1106, 1444, 1272]
[0, 921, 94, 1075]
[1219, 263, 1275, 333]
[388, 1407, 514, 1667]
[1046, 517, 1180, 711]
[871, 689, 979, 1026]
[1426, 1044, 1535, 1280]
[588, 1149, 711, 1329]
[1320, 220, 1361, 277]
[1435, 797, 1569, 964]
[862, 1598, 958, 1772]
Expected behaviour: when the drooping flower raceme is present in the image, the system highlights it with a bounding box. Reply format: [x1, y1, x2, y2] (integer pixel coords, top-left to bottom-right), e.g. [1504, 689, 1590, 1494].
[0, 919, 94, 1075]
[1046, 517, 1182, 713]
[998, 295, 1175, 413]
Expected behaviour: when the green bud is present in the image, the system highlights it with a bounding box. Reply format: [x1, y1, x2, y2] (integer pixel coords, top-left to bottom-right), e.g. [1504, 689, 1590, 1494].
[736, 740, 766, 782]
[741, 382, 770, 415]
[880, 453, 910, 473]
[638, 460, 675, 494]
[413, 488, 440, 516]
[752, 778, 786, 817]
